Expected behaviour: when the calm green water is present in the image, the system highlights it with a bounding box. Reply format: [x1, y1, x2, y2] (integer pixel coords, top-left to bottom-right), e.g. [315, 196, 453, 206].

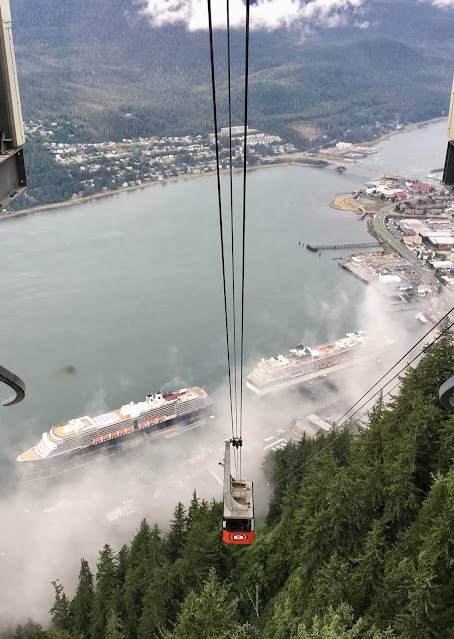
[0, 165, 372, 467]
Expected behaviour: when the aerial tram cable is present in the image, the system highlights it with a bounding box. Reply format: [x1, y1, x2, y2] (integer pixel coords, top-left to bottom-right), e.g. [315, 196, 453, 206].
[335, 319, 454, 428]
[207, 0, 254, 543]
[331, 303, 454, 428]
[207, 0, 235, 447]
[238, 0, 251, 476]
[270, 318, 454, 487]
[225, 1, 240, 476]
[226, 0, 238, 442]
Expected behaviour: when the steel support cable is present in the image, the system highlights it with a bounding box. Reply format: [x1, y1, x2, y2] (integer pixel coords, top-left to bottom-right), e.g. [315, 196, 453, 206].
[238, 0, 250, 480]
[336, 319, 454, 428]
[271, 320, 454, 486]
[332, 304, 454, 428]
[226, 0, 239, 443]
[207, 0, 235, 444]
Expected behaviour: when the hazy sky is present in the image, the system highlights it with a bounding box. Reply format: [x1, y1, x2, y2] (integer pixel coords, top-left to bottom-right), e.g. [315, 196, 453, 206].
[141, 0, 454, 31]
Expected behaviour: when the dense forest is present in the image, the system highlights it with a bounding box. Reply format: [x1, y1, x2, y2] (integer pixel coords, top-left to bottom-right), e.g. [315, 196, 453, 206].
[3, 326, 454, 638]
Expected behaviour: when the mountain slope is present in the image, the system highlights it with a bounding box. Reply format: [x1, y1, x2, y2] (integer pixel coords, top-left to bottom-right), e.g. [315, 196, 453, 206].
[10, 0, 454, 141]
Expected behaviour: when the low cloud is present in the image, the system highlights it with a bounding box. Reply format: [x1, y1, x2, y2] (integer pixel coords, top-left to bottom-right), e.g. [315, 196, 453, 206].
[425, 0, 454, 6]
[141, 0, 365, 31]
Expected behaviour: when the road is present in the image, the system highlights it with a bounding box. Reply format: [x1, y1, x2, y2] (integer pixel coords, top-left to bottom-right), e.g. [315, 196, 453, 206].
[371, 204, 440, 288]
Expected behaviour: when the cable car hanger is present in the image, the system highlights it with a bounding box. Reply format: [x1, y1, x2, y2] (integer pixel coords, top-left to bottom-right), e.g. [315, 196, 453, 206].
[222, 438, 254, 544]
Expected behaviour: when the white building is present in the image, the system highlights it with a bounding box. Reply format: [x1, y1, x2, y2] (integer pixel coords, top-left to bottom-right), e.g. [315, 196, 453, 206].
[430, 260, 453, 270]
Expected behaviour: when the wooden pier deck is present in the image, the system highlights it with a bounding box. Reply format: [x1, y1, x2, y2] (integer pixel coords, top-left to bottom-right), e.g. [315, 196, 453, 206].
[306, 241, 380, 252]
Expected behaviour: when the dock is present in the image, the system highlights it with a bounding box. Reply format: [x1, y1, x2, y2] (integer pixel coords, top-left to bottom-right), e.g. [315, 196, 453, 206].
[307, 241, 381, 252]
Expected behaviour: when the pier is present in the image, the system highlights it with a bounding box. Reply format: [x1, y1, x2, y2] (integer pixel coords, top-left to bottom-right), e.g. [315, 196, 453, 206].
[306, 241, 381, 252]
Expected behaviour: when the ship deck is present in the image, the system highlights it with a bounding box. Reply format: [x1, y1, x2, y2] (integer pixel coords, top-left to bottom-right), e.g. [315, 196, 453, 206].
[17, 447, 41, 462]
[52, 387, 207, 438]
[258, 337, 364, 372]
[17, 387, 210, 463]
[247, 348, 376, 395]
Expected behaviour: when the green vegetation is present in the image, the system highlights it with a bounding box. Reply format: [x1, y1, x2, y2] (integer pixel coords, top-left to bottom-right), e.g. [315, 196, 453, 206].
[260, 157, 328, 167]
[6, 0, 454, 211]
[3, 327, 454, 638]
[12, 1, 452, 144]
[20, 139, 83, 207]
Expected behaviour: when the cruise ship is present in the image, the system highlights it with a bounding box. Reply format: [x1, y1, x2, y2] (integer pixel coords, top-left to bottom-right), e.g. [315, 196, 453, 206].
[247, 331, 378, 395]
[17, 387, 213, 470]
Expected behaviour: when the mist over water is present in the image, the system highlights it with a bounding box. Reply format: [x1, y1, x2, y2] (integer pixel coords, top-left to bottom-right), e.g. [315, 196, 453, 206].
[0, 123, 444, 626]
[0, 166, 373, 465]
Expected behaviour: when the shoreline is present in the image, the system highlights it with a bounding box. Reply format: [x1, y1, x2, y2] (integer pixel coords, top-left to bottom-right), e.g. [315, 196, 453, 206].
[359, 116, 446, 147]
[0, 159, 327, 222]
[2, 116, 446, 223]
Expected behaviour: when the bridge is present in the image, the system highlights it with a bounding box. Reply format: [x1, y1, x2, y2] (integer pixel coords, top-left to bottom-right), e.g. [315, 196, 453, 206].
[306, 241, 381, 252]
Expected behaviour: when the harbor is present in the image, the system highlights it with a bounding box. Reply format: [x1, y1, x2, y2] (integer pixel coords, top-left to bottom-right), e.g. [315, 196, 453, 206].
[337, 250, 447, 321]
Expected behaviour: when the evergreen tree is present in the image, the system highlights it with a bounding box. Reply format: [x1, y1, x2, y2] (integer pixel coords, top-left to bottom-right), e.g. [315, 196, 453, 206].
[177, 501, 233, 596]
[71, 559, 94, 639]
[124, 522, 162, 639]
[48, 629, 73, 639]
[137, 561, 174, 639]
[383, 429, 420, 535]
[229, 624, 260, 639]
[350, 518, 389, 615]
[129, 520, 152, 568]
[293, 604, 396, 639]
[116, 545, 130, 587]
[438, 414, 454, 475]
[113, 545, 130, 626]
[304, 554, 352, 624]
[50, 580, 71, 632]
[91, 545, 118, 639]
[104, 608, 125, 639]
[162, 568, 239, 639]
[167, 503, 187, 563]
[186, 490, 200, 528]
[7, 621, 48, 639]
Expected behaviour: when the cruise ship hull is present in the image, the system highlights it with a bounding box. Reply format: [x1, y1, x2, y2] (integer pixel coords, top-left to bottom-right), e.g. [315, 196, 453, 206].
[247, 354, 361, 396]
[17, 386, 214, 480]
[247, 333, 392, 396]
[18, 408, 213, 481]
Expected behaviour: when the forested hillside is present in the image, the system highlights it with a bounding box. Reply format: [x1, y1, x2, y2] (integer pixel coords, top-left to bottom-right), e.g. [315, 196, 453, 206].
[11, 0, 454, 142]
[3, 327, 454, 639]
[6, 0, 454, 212]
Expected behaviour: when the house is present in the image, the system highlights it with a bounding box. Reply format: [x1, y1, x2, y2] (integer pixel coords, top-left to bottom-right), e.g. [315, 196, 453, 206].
[411, 183, 431, 192]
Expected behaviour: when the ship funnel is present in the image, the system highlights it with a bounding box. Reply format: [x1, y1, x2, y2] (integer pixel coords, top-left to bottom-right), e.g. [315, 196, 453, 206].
[155, 392, 163, 401]
[146, 393, 153, 403]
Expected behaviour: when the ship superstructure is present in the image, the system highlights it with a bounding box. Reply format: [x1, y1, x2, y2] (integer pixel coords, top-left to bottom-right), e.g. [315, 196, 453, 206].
[247, 331, 371, 395]
[17, 387, 213, 465]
